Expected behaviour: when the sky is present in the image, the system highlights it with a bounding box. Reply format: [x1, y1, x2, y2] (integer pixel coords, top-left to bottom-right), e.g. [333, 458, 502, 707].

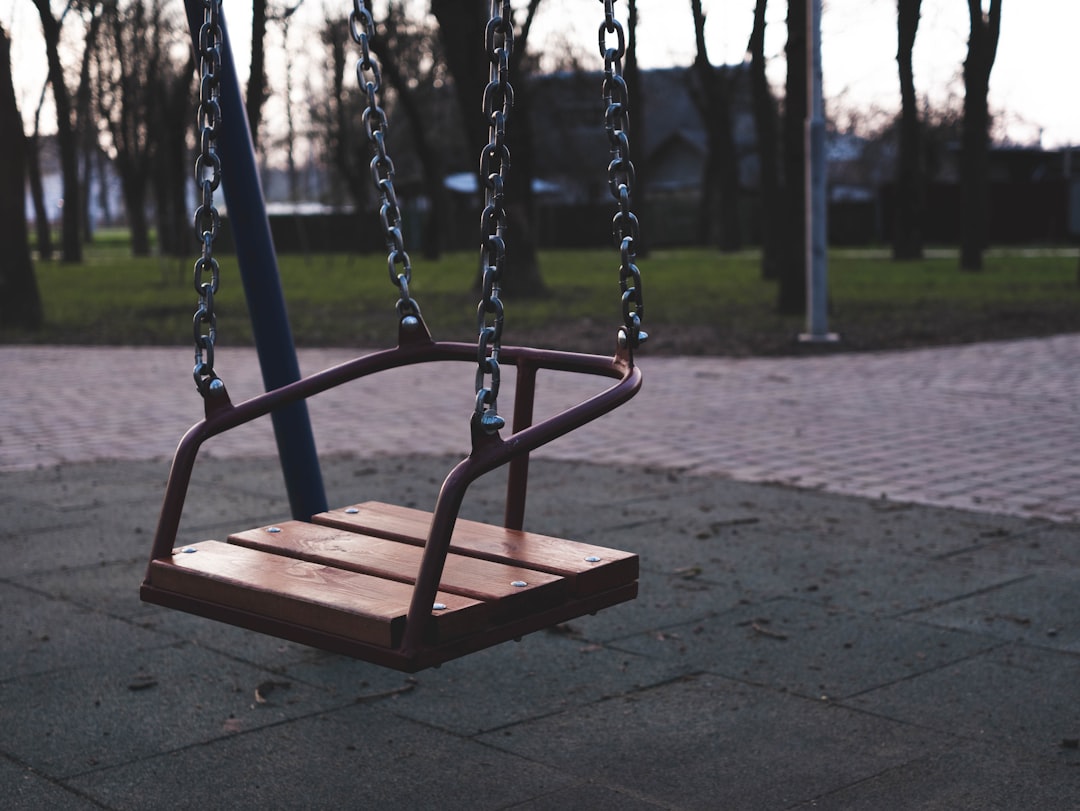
[4, 0, 1079, 148]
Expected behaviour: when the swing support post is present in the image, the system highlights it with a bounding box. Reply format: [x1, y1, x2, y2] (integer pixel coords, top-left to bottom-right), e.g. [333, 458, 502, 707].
[182, 0, 328, 519]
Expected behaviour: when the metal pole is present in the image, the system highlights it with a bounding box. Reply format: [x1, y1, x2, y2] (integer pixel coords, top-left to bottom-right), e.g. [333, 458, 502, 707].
[184, 0, 328, 518]
[800, 0, 839, 344]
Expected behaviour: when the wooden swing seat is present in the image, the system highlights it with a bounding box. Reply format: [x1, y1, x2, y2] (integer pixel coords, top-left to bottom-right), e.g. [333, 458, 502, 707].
[140, 334, 643, 672]
[144, 501, 637, 669]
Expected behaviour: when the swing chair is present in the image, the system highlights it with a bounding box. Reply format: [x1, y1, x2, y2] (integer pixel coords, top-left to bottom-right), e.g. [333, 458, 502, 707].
[141, 0, 647, 672]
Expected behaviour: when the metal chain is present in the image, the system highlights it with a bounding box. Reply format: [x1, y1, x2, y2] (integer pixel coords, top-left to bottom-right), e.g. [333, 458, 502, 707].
[349, 0, 421, 327]
[192, 0, 225, 395]
[474, 0, 515, 433]
[599, 0, 646, 351]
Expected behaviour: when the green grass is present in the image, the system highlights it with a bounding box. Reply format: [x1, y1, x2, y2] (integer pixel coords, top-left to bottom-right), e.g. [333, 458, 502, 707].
[7, 242, 1079, 355]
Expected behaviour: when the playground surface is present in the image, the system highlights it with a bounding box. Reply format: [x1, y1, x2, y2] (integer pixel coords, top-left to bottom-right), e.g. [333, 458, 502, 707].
[2, 336, 1079, 808]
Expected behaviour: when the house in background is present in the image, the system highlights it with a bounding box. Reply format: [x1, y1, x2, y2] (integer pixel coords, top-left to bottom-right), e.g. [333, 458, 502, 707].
[26, 68, 1078, 253]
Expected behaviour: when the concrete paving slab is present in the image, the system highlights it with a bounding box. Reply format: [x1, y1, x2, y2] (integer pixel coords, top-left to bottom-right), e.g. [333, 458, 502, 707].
[0, 757, 103, 811]
[0, 641, 356, 780]
[0, 580, 172, 682]
[792, 742, 1080, 810]
[908, 572, 1080, 653]
[67, 701, 577, 810]
[476, 673, 954, 809]
[384, 633, 690, 736]
[849, 644, 1080, 763]
[511, 780, 672, 810]
[609, 597, 999, 701]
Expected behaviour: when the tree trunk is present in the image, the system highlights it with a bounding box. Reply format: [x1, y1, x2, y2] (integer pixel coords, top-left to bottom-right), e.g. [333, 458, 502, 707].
[431, 0, 545, 298]
[893, 0, 924, 260]
[959, 0, 1001, 272]
[32, 0, 82, 263]
[151, 55, 195, 258]
[75, 6, 103, 245]
[748, 0, 782, 279]
[625, 0, 648, 256]
[689, 0, 741, 252]
[369, 28, 449, 260]
[118, 160, 152, 256]
[0, 23, 43, 330]
[777, 0, 807, 315]
[247, 0, 269, 149]
[25, 132, 53, 260]
[326, 20, 368, 208]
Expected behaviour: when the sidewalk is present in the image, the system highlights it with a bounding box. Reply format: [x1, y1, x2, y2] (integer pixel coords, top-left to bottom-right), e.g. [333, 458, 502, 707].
[2, 338, 1079, 808]
[4, 335, 1080, 521]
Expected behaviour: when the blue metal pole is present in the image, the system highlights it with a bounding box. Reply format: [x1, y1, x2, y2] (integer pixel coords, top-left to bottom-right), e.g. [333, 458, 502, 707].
[800, 0, 839, 345]
[185, 1, 328, 518]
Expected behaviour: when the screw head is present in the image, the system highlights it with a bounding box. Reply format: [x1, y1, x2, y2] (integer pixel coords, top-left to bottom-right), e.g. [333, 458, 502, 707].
[180, 546, 197, 554]
[585, 555, 601, 563]
[345, 507, 359, 514]
[432, 602, 447, 611]
[511, 580, 528, 588]
[265, 526, 282, 533]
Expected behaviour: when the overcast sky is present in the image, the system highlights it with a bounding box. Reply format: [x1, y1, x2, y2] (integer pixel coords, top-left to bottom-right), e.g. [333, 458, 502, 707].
[4, 0, 1077, 148]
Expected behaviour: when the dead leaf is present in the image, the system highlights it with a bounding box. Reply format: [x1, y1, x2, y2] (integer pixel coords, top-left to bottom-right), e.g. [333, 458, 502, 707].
[751, 622, 789, 641]
[254, 680, 292, 705]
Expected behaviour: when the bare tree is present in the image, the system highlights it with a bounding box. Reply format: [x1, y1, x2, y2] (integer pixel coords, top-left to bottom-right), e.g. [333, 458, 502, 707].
[0, 23, 44, 329]
[31, 0, 83, 262]
[369, 4, 455, 259]
[748, 0, 781, 278]
[97, 0, 153, 255]
[625, 0, 648, 255]
[777, 0, 808, 315]
[893, 0, 924, 260]
[248, 0, 270, 148]
[321, 14, 369, 207]
[150, 50, 195, 258]
[431, 0, 546, 298]
[959, 0, 1002, 271]
[98, 0, 191, 257]
[689, 0, 742, 251]
[249, 0, 307, 150]
[27, 84, 54, 260]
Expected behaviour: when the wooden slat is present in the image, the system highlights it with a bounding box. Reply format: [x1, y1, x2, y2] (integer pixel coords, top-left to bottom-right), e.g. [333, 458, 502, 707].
[228, 521, 567, 622]
[314, 502, 639, 596]
[146, 541, 487, 647]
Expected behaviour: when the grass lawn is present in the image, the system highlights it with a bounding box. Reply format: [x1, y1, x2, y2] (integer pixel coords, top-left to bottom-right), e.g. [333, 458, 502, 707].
[6, 242, 1079, 356]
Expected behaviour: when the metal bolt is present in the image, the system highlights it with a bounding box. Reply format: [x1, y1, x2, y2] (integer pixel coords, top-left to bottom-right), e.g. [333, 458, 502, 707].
[181, 546, 197, 554]
[345, 507, 359, 514]
[265, 526, 282, 533]
[585, 555, 601, 563]
[511, 580, 528, 588]
[432, 602, 447, 611]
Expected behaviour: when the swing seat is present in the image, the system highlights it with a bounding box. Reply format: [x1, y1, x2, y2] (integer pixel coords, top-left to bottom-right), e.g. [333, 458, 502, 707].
[141, 334, 642, 672]
[144, 504, 637, 670]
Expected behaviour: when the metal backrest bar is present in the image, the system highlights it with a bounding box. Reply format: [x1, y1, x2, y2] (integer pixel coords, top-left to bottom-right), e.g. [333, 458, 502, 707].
[146, 338, 641, 585]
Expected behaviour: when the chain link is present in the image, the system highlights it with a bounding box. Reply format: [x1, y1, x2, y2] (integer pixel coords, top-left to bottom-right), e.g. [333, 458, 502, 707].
[349, 0, 421, 327]
[474, 0, 515, 433]
[599, 0, 646, 351]
[192, 0, 224, 395]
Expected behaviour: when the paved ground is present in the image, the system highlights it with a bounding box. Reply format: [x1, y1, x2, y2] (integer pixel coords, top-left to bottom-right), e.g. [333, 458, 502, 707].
[2, 338, 1079, 808]
[5, 335, 1080, 521]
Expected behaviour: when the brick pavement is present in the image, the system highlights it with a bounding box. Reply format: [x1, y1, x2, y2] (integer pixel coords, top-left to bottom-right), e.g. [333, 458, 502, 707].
[3, 334, 1079, 521]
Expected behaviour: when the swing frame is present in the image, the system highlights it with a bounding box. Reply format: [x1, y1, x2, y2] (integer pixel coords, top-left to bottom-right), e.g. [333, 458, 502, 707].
[142, 323, 641, 671]
[141, 1, 644, 672]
